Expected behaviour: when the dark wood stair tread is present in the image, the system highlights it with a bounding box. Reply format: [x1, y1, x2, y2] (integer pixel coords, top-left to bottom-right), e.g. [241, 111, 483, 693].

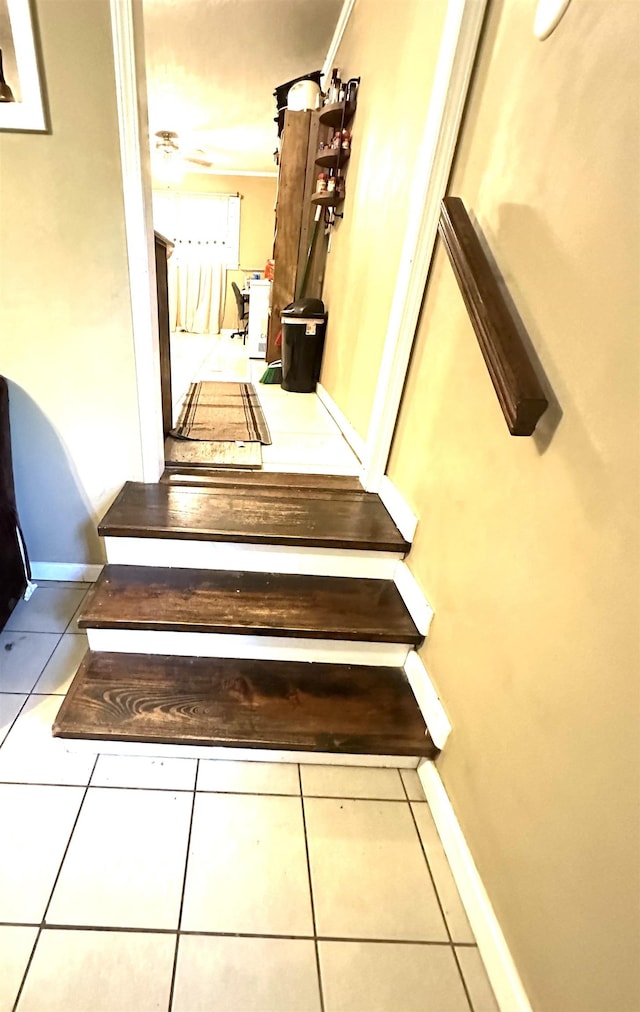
[79, 565, 422, 644]
[160, 470, 363, 492]
[98, 481, 409, 553]
[53, 651, 436, 757]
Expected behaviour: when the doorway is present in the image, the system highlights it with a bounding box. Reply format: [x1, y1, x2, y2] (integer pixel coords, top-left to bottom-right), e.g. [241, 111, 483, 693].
[111, 0, 488, 492]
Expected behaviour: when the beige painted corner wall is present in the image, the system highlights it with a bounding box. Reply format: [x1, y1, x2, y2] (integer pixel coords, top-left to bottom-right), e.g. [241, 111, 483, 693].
[0, 0, 143, 565]
[319, 0, 447, 443]
[388, 2, 640, 1009]
[155, 171, 277, 330]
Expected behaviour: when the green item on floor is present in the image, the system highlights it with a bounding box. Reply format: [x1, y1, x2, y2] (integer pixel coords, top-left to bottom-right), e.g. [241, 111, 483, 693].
[259, 360, 282, 384]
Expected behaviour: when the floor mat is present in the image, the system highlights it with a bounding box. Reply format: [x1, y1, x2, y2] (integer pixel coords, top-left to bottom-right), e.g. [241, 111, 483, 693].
[164, 437, 262, 470]
[171, 381, 272, 444]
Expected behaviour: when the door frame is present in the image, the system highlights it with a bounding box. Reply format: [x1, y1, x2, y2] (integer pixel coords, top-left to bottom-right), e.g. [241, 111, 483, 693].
[110, 0, 164, 483]
[361, 0, 487, 491]
[110, 0, 487, 490]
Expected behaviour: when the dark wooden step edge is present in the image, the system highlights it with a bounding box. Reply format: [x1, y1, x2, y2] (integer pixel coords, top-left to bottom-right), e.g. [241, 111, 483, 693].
[98, 484, 409, 554]
[53, 719, 435, 757]
[78, 564, 422, 645]
[160, 469, 364, 491]
[97, 521, 409, 554]
[77, 613, 422, 645]
[53, 651, 435, 756]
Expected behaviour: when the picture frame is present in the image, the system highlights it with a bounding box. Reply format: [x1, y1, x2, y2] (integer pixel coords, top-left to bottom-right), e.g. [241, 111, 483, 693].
[0, 0, 46, 131]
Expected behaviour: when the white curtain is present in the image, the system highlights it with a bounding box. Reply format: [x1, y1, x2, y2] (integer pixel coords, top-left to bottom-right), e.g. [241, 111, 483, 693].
[168, 240, 225, 334]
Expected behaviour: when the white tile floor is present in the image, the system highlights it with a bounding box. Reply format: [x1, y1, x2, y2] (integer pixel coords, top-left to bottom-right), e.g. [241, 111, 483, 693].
[170, 329, 361, 475]
[0, 581, 500, 1012]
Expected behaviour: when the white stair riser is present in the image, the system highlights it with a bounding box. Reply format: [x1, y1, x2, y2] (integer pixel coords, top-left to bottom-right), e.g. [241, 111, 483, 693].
[86, 628, 411, 667]
[58, 737, 422, 769]
[103, 537, 402, 578]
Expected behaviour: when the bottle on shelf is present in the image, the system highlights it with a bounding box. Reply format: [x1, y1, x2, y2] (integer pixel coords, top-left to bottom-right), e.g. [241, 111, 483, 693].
[315, 172, 327, 194]
[326, 69, 341, 105]
[327, 169, 337, 194]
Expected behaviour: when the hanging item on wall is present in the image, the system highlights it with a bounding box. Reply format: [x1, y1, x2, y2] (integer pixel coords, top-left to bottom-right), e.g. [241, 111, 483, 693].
[0, 0, 46, 131]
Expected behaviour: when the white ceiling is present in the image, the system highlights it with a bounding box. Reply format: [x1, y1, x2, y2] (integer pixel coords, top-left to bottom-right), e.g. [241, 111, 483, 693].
[142, 0, 344, 175]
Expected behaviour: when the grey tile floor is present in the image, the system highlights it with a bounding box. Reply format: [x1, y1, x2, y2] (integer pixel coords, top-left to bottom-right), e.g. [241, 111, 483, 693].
[0, 582, 499, 1012]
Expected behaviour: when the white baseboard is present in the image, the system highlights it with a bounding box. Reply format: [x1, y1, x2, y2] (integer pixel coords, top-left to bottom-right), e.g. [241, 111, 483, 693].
[403, 651, 451, 750]
[394, 562, 434, 636]
[30, 562, 102, 583]
[316, 383, 366, 463]
[60, 737, 421, 769]
[378, 475, 418, 543]
[87, 628, 410, 667]
[418, 762, 532, 1012]
[104, 537, 401, 579]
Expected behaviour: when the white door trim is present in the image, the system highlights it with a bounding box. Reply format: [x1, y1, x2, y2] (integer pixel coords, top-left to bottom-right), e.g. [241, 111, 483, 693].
[110, 0, 165, 483]
[361, 0, 488, 491]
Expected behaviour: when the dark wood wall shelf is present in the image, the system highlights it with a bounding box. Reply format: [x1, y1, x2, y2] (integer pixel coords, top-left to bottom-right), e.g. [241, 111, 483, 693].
[311, 191, 344, 207]
[319, 100, 356, 128]
[315, 148, 351, 169]
[438, 196, 548, 436]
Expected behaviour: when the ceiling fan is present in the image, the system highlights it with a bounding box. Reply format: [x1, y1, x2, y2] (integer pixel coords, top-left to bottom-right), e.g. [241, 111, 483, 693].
[154, 130, 214, 170]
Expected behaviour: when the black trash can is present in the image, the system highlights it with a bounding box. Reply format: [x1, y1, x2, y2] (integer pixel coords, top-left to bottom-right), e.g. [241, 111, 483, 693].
[280, 298, 327, 393]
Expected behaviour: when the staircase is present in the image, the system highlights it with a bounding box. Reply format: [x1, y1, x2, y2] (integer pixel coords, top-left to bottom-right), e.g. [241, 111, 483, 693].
[54, 472, 436, 765]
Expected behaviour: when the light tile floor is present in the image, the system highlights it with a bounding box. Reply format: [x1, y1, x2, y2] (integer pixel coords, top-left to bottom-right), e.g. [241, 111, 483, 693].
[0, 583, 499, 1012]
[170, 330, 361, 475]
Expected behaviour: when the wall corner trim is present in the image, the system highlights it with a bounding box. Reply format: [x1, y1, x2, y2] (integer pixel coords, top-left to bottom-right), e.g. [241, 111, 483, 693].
[418, 762, 533, 1012]
[403, 651, 451, 750]
[394, 561, 434, 636]
[378, 475, 418, 542]
[30, 563, 103, 583]
[316, 383, 366, 463]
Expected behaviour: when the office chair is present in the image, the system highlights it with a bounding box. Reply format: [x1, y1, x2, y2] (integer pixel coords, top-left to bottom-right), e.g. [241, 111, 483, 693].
[230, 281, 249, 343]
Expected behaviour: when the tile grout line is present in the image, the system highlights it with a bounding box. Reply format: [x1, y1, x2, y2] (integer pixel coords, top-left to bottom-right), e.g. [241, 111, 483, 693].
[11, 753, 100, 1012]
[167, 757, 199, 1012]
[0, 918, 480, 945]
[0, 777, 432, 800]
[31, 632, 64, 695]
[402, 776, 476, 1012]
[298, 764, 325, 1012]
[0, 693, 32, 752]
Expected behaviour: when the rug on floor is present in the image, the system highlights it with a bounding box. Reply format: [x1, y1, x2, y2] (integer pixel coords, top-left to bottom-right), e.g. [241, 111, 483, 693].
[171, 381, 272, 444]
[164, 437, 262, 470]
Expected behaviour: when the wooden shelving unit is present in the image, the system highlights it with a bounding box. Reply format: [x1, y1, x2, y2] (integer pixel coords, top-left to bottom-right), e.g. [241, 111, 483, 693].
[311, 96, 358, 217]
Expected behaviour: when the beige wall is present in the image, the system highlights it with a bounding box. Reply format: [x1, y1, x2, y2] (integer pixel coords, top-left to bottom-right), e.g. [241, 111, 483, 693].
[0, 0, 143, 565]
[155, 171, 277, 330]
[388, 2, 640, 1009]
[319, 0, 447, 443]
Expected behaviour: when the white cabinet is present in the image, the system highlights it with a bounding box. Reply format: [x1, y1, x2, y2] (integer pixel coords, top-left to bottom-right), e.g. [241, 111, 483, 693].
[247, 279, 272, 359]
